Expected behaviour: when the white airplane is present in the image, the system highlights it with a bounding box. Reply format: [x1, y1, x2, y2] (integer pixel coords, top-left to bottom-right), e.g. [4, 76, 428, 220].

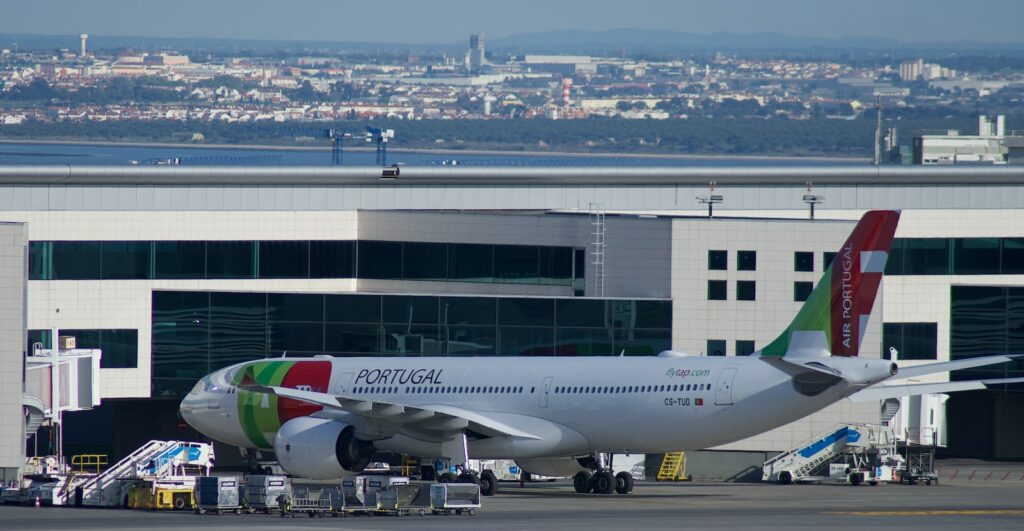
[181, 210, 1023, 496]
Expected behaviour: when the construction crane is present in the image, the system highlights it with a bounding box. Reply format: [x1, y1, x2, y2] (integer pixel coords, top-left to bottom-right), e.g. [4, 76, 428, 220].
[322, 128, 353, 165]
[364, 126, 395, 166]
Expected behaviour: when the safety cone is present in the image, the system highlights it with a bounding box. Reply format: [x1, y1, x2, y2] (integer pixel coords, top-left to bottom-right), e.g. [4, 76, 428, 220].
[35, 495, 40, 508]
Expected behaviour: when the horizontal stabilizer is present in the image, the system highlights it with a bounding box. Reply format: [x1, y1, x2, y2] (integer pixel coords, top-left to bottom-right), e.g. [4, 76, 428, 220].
[849, 377, 1024, 402]
[893, 354, 1024, 380]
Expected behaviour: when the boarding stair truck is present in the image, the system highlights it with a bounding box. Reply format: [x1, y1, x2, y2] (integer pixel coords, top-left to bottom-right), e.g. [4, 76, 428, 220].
[762, 423, 896, 485]
[70, 440, 214, 507]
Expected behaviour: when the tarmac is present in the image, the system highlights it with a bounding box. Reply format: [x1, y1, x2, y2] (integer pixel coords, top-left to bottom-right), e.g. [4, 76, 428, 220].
[2, 474, 1024, 531]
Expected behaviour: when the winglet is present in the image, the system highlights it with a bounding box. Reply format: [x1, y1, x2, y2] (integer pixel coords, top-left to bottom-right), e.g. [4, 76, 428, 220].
[759, 210, 901, 358]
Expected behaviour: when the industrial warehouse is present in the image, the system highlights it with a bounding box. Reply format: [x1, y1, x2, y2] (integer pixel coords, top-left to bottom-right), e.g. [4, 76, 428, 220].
[1, 164, 1024, 491]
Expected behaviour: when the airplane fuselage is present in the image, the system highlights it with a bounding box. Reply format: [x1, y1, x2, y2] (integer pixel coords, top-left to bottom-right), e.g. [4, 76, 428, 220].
[181, 354, 884, 460]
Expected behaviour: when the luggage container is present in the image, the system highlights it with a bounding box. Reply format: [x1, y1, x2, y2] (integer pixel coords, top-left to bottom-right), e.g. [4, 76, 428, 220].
[429, 483, 480, 516]
[194, 476, 241, 515]
[339, 475, 408, 514]
[376, 484, 432, 516]
[241, 475, 289, 513]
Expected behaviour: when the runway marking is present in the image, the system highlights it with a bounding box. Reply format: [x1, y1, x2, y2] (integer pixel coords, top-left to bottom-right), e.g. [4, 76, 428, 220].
[826, 509, 1024, 516]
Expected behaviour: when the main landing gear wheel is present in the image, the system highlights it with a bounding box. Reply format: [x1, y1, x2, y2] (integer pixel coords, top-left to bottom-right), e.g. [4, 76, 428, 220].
[573, 471, 593, 493]
[479, 470, 499, 496]
[614, 472, 635, 494]
[592, 471, 615, 494]
[458, 471, 478, 484]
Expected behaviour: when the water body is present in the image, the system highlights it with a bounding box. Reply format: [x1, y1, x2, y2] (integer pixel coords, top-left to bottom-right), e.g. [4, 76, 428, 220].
[0, 142, 859, 167]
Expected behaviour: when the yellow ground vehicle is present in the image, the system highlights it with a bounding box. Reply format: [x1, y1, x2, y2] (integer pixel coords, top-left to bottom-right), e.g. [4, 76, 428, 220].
[127, 484, 194, 511]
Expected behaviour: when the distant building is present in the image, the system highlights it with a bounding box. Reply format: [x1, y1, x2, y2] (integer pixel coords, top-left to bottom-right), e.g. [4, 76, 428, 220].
[913, 115, 1024, 164]
[899, 59, 955, 81]
[468, 33, 485, 73]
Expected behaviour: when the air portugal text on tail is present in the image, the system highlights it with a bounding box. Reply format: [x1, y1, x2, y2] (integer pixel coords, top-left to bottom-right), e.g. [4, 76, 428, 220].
[759, 210, 901, 358]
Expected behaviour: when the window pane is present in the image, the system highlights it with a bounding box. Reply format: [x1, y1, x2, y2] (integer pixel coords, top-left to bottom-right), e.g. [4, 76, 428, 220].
[358, 240, 402, 279]
[442, 297, 496, 326]
[154, 241, 205, 279]
[309, 241, 355, 278]
[99, 329, 138, 368]
[494, 245, 540, 283]
[737, 280, 756, 301]
[634, 300, 672, 329]
[708, 280, 727, 300]
[59, 329, 100, 350]
[449, 244, 493, 282]
[824, 251, 838, 271]
[153, 291, 208, 320]
[794, 251, 814, 272]
[382, 295, 438, 324]
[210, 292, 265, 322]
[951, 286, 1005, 361]
[259, 241, 309, 279]
[326, 294, 380, 323]
[151, 320, 209, 381]
[736, 340, 756, 356]
[27, 329, 52, 351]
[794, 281, 813, 302]
[209, 321, 267, 357]
[325, 323, 381, 354]
[206, 241, 255, 279]
[556, 299, 606, 327]
[499, 326, 554, 356]
[903, 323, 938, 360]
[1003, 238, 1024, 275]
[445, 325, 496, 355]
[884, 240, 903, 275]
[268, 321, 323, 354]
[403, 242, 447, 280]
[539, 247, 572, 285]
[29, 241, 51, 280]
[383, 324, 440, 355]
[737, 250, 757, 271]
[556, 327, 613, 356]
[267, 293, 323, 322]
[573, 248, 585, 296]
[52, 241, 101, 279]
[708, 250, 727, 270]
[953, 238, 999, 275]
[101, 241, 151, 280]
[614, 329, 671, 356]
[882, 322, 901, 360]
[498, 298, 554, 326]
[707, 339, 726, 356]
[904, 238, 950, 275]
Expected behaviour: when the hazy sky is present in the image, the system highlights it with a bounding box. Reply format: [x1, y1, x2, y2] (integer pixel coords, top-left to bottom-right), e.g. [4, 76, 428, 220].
[2, 0, 1022, 44]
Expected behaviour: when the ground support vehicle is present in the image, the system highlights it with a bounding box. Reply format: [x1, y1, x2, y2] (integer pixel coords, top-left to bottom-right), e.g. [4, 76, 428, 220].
[376, 484, 433, 516]
[429, 483, 480, 516]
[194, 476, 242, 515]
[241, 475, 289, 514]
[280, 496, 332, 518]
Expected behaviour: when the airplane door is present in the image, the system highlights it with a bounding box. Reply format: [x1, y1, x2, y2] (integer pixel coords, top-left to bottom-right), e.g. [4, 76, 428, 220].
[715, 368, 737, 406]
[539, 377, 553, 408]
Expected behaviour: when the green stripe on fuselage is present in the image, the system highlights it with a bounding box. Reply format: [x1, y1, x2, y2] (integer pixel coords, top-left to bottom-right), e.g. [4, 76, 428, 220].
[234, 360, 294, 449]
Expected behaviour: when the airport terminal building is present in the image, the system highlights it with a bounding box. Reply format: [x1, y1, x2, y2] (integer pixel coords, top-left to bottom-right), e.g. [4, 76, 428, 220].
[2, 165, 1023, 473]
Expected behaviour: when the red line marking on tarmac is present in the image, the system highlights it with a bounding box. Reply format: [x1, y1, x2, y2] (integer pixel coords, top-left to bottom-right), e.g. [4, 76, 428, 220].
[950, 469, 959, 479]
[985, 471, 994, 481]
[968, 470, 977, 480]
[1002, 472, 1011, 481]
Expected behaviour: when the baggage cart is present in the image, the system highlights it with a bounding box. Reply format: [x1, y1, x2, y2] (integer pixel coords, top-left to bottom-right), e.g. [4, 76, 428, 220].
[194, 476, 242, 515]
[241, 475, 289, 513]
[376, 484, 432, 516]
[339, 475, 408, 515]
[429, 483, 480, 516]
[280, 495, 332, 518]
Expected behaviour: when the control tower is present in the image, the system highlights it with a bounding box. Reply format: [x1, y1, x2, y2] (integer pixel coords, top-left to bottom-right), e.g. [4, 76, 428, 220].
[80, 33, 88, 57]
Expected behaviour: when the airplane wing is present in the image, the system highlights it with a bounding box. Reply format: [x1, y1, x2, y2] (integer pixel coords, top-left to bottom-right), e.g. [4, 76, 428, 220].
[893, 354, 1023, 379]
[239, 383, 541, 440]
[849, 377, 1024, 402]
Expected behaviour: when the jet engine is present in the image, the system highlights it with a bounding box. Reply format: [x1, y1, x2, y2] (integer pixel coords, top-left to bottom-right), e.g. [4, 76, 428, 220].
[274, 417, 374, 479]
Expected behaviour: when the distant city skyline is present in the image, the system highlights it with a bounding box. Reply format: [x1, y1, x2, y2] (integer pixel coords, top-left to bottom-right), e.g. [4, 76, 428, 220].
[2, 0, 1023, 45]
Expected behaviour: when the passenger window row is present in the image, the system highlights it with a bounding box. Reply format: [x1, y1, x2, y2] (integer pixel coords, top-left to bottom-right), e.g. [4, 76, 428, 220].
[353, 385, 530, 395]
[554, 383, 709, 394]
